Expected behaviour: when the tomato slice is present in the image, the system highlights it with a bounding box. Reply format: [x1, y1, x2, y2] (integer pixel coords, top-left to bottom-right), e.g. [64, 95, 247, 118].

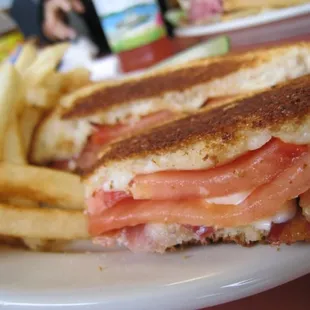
[88, 150, 310, 236]
[130, 139, 307, 200]
[90, 110, 175, 146]
[75, 110, 176, 172]
[87, 190, 130, 215]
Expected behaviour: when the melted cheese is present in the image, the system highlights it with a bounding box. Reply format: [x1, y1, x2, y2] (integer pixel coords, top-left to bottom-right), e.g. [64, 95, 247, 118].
[253, 200, 297, 231]
[205, 191, 252, 205]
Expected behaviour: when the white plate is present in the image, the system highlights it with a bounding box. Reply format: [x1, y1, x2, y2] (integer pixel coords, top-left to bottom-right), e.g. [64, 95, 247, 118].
[176, 3, 310, 37]
[1, 243, 310, 309]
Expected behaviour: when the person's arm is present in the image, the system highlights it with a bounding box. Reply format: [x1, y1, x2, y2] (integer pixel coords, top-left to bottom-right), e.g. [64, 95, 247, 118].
[38, 0, 53, 43]
[39, 0, 84, 42]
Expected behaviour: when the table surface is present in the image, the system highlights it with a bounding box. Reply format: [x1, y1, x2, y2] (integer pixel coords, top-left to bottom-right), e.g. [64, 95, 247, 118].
[204, 273, 310, 310]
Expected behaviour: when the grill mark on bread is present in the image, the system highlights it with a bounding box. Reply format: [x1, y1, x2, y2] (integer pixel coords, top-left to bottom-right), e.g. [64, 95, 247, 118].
[98, 74, 310, 164]
[61, 58, 253, 119]
[61, 42, 310, 120]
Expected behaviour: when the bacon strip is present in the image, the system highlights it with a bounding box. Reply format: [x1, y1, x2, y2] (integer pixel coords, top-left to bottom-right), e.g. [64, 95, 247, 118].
[268, 211, 310, 244]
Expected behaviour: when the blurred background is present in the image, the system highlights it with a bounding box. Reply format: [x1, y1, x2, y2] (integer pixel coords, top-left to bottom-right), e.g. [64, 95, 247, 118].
[1, 0, 310, 79]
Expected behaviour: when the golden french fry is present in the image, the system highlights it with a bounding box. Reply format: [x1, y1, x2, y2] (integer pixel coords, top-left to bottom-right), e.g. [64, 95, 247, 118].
[41, 72, 63, 93]
[0, 63, 21, 160]
[19, 106, 43, 155]
[21, 237, 64, 251]
[24, 43, 69, 86]
[3, 117, 27, 165]
[0, 163, 84, 210]
[15, 41, 37, 74]
[8, 198, 39, 207]
[2, 117, 37, 208]
[25, 87, 59, 110]
[0, 203, 88, 240]
[60, 68, 92, 94]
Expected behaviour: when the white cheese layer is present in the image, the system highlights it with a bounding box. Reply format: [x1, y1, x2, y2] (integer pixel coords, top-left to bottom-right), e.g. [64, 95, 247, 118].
[205, 191, 252, 205]
[253, 199, 297, 231]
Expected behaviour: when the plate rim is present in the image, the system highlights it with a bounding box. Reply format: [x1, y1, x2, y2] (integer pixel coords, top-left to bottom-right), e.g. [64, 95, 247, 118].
[1, 244, 310, 309]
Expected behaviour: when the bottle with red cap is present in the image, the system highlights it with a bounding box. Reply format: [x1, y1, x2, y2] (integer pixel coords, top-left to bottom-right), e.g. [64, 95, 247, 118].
[92, 0, 173, 73]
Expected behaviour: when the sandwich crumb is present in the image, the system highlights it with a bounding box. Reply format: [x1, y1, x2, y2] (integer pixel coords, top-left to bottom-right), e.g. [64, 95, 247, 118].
[98, 265, 106, 271]
[203, 154, 209, 161]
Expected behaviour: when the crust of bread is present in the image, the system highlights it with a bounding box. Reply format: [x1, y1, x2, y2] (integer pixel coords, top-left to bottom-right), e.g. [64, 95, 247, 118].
[29, 107, 93, 164]
[61, 42, 310, 120]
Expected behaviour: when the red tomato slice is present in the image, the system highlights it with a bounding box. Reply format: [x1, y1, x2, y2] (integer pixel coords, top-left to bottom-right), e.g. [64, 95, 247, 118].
[87, 190, 130, 215]
[75, 110, 175, 172]
[131, 139, 307, 200]
[75, 141, 103, 172]
[90, 110, 175, 145]
[88, 150, 310, 236]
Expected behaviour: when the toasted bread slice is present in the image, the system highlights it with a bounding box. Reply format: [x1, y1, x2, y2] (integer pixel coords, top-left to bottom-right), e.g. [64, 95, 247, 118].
[61, 42, 310, 122]
[86, 74, 310, 193]
[31, 42, 310, 166]
[30, 106, 93, 165]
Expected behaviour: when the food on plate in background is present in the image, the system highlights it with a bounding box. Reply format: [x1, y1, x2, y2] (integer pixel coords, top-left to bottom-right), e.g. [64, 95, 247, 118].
[30, 42, 310, 174]
[169, 0, 310, 26]
[223, 0, 310, 11]
[0, 41, 90, 251]
[84, 74, 310, 253]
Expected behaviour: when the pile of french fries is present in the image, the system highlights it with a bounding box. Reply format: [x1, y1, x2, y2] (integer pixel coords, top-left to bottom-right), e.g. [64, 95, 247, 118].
[0, 41, 91, 250]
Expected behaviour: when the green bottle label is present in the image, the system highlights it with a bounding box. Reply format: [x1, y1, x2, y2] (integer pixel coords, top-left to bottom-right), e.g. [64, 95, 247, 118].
[93, 0, 166, 53]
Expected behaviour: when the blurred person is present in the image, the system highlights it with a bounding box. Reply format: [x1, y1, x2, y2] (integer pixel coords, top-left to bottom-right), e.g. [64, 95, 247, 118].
[11, 0, 111, 53]
[41, 0, 85, 41]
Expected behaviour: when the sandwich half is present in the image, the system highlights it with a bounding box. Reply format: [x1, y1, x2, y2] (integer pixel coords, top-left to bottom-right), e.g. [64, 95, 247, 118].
[30, 42, 310, 172]
[84, 74, 310, 253]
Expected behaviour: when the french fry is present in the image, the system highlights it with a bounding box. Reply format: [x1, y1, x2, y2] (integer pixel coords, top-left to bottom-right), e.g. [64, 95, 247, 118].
[15, 41, 37, 74]
[0, 163, 84, 210]
[21, 237, 65, 251]
[0, 63, 21, 160]
[24, 43, 69, 86]
[0, 43, 91, 250]
[19, 106, 43, 155]
[41, 72, 63, 93]
[3, 117, 40, 209]
[3, 117, 27, 165]
[60, 68, 91, 94]
[0, 203, 88, 240]
[25, 87, 59, 110]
